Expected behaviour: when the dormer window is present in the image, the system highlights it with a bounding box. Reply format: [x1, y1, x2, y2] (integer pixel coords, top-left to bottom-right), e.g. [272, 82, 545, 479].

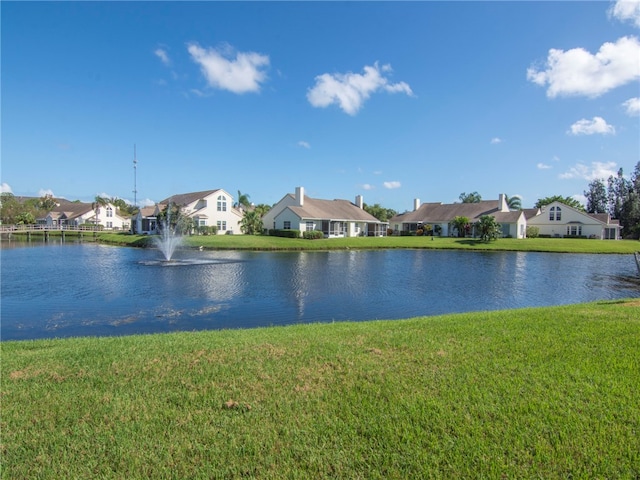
[549, 206, 561, 221]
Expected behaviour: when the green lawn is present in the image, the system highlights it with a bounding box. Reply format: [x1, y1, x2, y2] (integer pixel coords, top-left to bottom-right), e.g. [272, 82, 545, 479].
[98, 232, 640, 254]
[2, 300, 639, 478]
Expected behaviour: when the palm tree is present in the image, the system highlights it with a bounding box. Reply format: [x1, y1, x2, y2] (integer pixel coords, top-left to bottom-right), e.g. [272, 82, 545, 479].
[475, 215, 501, 241]
[505, 195, 522, 210]
[92, 195, 108, 231]
[236, 191, 251, 211]
[452, 216, 470, 237]
[239, 210, 263, 235]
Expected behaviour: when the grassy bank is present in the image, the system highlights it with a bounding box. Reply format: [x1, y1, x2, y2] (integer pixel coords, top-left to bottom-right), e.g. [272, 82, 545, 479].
[2, 300, 639, 478]
[98, 232, 640, 254]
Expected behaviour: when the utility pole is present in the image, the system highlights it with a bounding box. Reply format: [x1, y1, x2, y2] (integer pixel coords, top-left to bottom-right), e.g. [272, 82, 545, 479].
[133, 144, 138, 208]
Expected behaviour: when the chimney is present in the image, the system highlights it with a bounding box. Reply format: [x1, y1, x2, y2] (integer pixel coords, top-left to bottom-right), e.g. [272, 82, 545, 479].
[413, 198, 421, 211]
[295, 187, 304, 207]
[499, 193, 508, 211]
[355, 195, 363, 209]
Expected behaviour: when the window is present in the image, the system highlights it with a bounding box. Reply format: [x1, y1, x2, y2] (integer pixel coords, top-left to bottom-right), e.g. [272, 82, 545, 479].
[566, 225, 582, 236]
[106, 207, 113, 218]
[106, 222, 113, 228]
[305, 221, 314, 231]
[284, 221, 291, 230]
[549, 206, 562, 221]
[217, 220, 227, 231]
[198, 219, 206, 227]
[217, 195, 227, 212]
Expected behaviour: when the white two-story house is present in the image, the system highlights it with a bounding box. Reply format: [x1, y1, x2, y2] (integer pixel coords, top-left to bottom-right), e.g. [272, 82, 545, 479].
[41, 200, 130, 230]
[151, 189, 243, 235]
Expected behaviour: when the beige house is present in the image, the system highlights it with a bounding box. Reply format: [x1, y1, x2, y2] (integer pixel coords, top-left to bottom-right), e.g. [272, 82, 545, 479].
[262, 187, 388, 237]
[390, 194, 527, 238]
[527, 201, 620, 239]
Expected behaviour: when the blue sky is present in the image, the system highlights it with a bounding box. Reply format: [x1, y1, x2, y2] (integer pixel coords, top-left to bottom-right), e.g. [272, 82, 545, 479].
[2, 1, 639, 212]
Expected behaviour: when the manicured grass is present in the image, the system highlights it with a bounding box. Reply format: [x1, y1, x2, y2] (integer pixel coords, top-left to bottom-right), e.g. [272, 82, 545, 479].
[2, 300, 639, 478]
[98, 232, 640, 254]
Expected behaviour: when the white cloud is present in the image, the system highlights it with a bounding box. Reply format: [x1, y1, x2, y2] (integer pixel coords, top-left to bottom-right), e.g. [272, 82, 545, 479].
[1, 183, 13, 193]
[361, 184, 375, 190]
[537, 163, 552, 170]
[559, 161, 618, 180]
[297, 141, 311, 149]
[572, 194, 587, 207]
[38, 188, 56, 197]
[568, 116, 615, 135]
[623, 97, 640, 115]
[490, 137, 503, 144]
[154, 48, 170, 66]
[138, 198, 156, 208]
[609, 0, 640, 27]
[527, 36, 640, 98]
[373, 170, 382, 175]
[187, 43, 269, 94]
[383, 181, 401, 189]
[307, 62, 413, 116]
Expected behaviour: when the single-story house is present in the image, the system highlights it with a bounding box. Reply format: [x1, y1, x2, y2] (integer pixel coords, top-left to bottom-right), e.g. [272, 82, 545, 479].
[527, 201, 621, 239]
[389, 194, 527, 238]
[139, 189, 244, 235]
[262, 187, 388, 237]
[132, 205, 162, 234]
[40, 200, 130, 230]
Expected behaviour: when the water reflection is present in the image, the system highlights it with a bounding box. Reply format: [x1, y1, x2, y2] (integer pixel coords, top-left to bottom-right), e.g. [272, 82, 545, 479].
[1, 243, 638, 340]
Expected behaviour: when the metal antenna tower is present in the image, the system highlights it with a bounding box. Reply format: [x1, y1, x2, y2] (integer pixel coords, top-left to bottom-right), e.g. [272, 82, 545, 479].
[133, 144, 138, 208]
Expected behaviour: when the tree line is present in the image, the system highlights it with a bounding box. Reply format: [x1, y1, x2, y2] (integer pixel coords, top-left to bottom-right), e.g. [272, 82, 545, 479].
[583, 161, 640, 239]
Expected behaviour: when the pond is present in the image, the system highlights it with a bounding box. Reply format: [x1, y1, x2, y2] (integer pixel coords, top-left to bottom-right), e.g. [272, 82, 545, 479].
[2, 241, 639, 341]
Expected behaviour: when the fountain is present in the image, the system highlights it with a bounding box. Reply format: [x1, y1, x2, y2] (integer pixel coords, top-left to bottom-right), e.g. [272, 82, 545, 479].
[141, 215, 226, 267]
[153, 219, 183, 262]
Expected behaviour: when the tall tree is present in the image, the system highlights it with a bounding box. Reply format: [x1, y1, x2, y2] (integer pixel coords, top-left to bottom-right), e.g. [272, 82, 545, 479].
[459, 192, 482, 203]
[156, 203, 194, 235]
[363, 203, 397, 222]
[253, 204, 271, 217]
[505, 195, 522, 210]
[584, 179, 608, 214]
[607, 168, 630, 220]
[619, 161, 640, 238]
[92, 195, 109, 229]
[0, 193, 19, 224]
[39, 194, 57, 211]
[236, 191, 251, 210]
[534, 195, 584, 211]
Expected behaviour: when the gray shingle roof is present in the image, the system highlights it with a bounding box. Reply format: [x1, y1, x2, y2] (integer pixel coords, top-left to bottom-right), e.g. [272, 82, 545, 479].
[390, 200, 504, 224]
[160, 189, 220, 206]
[287, 195, 385, 223]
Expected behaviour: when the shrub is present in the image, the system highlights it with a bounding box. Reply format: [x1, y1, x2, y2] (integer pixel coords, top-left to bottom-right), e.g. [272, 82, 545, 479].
[387, 228, 395, 236]
[416, 229, 424, 236]
[197, 226, 218, 236]
[303, 230, 324, 240]
[526, 226, 540, 238]
[270, 229, 301, 238]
